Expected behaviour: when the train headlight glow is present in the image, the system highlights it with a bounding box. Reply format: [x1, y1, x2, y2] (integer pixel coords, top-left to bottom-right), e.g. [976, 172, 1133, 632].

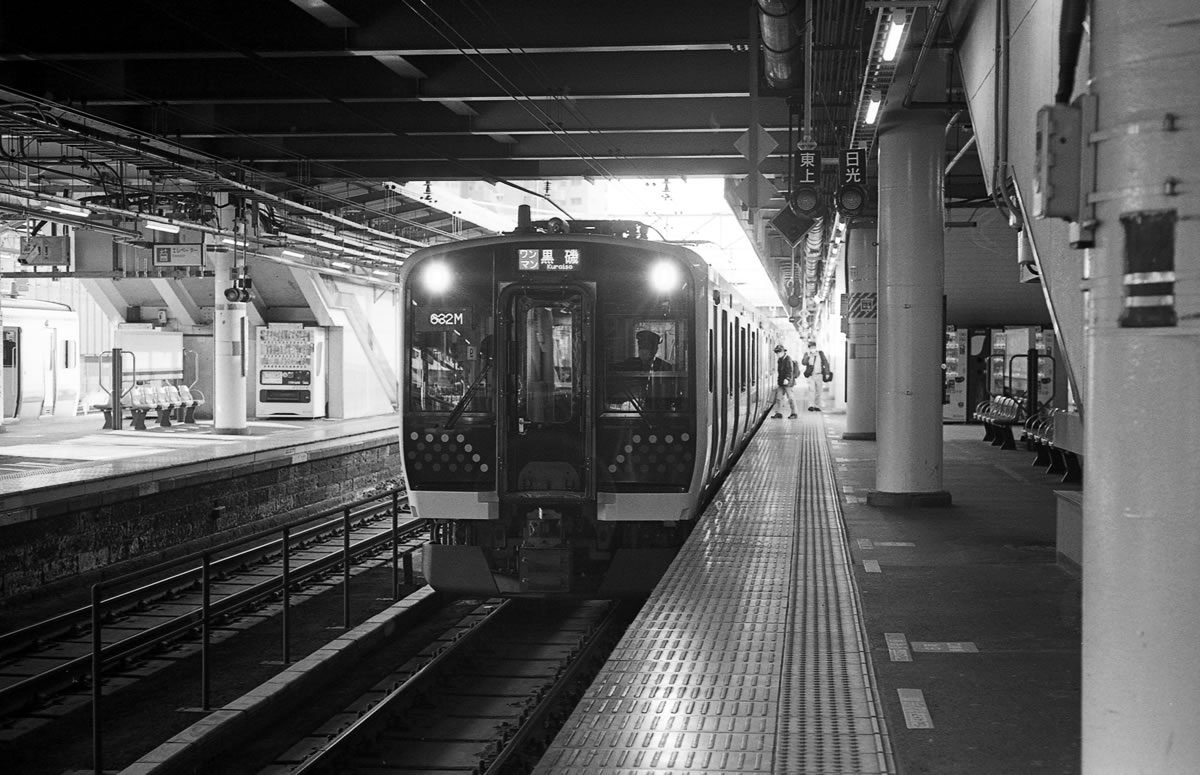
[422, 261, 453, 294]
[649, 260, 681, 294]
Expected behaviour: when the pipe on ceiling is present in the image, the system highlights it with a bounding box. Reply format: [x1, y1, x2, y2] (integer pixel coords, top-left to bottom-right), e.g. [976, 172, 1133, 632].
[757, 0, 802, 88]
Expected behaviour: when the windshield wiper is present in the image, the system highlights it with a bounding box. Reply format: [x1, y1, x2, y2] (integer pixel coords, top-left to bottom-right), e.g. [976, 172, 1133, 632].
[619, 385, 659, 432]
[444, 360, 493, 430]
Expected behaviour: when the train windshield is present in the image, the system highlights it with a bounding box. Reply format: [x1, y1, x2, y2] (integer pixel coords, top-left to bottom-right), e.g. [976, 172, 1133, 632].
[603, 319, 689, 413]
[407, 261, 496, 415]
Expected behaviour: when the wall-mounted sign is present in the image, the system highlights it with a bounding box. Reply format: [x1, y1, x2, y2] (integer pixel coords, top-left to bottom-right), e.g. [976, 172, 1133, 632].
[153, 243, 206, 266]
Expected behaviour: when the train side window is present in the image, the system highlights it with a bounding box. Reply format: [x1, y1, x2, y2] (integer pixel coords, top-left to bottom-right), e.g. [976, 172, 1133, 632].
[2, 330, 15, 367]
[708, 334, 714, 393]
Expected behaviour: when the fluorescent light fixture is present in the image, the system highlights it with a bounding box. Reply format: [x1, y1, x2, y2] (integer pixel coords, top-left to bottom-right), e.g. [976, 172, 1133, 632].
[44, 202, 91, 218]
[883, 9, 906, 61]
[331, 261, 352, 269]
[144, 219, 180, 234]
[221, 236, 238, 245]
[280, 248, 305, 259]
[865, 90, 882, 124]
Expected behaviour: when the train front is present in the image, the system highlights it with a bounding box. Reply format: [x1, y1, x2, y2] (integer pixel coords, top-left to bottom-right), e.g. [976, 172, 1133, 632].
[398, 224, 708, 597]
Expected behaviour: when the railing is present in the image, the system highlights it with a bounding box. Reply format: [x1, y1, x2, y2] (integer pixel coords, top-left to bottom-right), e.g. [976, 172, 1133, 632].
[81, 487, 417, 774]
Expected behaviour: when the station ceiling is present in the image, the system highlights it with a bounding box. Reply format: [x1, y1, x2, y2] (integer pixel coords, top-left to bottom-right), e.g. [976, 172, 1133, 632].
[0, 1, 984, 303]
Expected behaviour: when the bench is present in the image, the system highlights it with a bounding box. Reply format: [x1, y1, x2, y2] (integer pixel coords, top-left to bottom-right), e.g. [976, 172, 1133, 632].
[93, 382, 206, 431]
[978, 402, 1082, 485]
[972, 396, 1025, 450]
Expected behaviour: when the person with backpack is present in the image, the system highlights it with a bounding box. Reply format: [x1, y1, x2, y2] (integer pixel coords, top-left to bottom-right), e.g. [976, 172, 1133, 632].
[802, 341, 833, 412]
[772, 344, 799, 419]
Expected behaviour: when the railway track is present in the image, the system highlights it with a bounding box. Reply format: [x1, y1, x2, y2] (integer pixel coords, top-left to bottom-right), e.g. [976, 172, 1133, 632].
[0, 489, 426, 753]
[255, 597, 633, 775]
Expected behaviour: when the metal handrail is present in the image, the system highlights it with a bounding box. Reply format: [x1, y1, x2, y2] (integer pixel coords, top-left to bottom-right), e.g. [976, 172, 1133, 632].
[81, 486, 412, 774]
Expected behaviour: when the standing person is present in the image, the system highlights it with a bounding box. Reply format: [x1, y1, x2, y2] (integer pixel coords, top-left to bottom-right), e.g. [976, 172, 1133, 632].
[802, 341, 832, 412]
[772, 344, 798, 419]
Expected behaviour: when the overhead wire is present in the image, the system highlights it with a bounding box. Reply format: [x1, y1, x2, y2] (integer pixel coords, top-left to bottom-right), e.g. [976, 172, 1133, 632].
[402, 0, 615, 185]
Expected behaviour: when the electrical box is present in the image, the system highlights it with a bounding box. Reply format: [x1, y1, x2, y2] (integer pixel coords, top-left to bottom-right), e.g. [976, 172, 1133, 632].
[18, 235, 70, 265]
[1033, 104, 1082, 220]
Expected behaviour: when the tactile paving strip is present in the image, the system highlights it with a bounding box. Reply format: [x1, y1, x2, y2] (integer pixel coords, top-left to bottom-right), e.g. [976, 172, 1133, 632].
[534, 417, 894, 774]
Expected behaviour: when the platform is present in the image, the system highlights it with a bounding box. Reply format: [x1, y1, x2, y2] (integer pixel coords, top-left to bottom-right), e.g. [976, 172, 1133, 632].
[0, 411, 400, 505]
[536, 412, 1081, 774]
[0, 410, 403, 614]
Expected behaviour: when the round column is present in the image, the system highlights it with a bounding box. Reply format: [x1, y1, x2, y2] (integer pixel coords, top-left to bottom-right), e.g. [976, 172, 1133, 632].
[868, 110, 950, 507]
[211, 250, 249, 435]
[844, 219, 878, 439]
[1082, 0, 1200, 769]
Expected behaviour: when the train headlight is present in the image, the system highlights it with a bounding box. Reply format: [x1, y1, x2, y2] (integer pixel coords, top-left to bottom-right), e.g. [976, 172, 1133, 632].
[422, 261, 453, 294]
[649, 260, 681, 294]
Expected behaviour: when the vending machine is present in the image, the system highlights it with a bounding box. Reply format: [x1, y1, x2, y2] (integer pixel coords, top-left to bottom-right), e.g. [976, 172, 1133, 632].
[987, 327, 1008, 398]
[943, 326, 969, 422]
[255, 325, 327, 418]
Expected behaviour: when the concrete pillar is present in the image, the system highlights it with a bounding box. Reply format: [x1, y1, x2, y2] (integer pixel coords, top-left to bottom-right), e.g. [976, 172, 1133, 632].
[1082, 0, 1200, 770]
[211, 251, 249, 435]
[868, 110, 950, 507]
[843, 219, 877, 440]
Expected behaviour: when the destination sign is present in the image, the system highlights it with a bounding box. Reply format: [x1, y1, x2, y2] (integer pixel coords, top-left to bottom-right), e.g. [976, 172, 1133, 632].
[518, 247, 581, 272]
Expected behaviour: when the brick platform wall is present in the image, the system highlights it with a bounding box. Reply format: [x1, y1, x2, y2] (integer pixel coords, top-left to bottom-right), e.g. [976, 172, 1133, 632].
[0, 439, 402, 603]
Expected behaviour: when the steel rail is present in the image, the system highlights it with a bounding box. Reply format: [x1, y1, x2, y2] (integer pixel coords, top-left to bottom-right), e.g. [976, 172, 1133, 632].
[0, 496, 421, 718]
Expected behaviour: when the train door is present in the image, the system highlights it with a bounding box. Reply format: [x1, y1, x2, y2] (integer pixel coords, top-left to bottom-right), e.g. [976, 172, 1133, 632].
[714, 310, 728, 466]
[2, 327, 17, 418]
[497, 284, 592, 593]
[500, 287, 591, 494]
[39, 327, 56, 416]
[730, 317, 741, 444]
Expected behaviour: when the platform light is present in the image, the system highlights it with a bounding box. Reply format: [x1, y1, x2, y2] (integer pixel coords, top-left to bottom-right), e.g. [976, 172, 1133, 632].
[883, 9, 906, 62]
[144, 218, 180, 234]
[422, 261, 453, 294]
[44, 202, 91, 218]
[649, 259, 682, 294]
[280, 248, 305, 259]
[865, 90, 882, 125]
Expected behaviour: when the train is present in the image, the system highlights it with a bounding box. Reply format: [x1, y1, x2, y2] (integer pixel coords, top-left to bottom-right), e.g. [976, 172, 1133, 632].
[398, 208, 783, 597]
[1, 297, 81, 420]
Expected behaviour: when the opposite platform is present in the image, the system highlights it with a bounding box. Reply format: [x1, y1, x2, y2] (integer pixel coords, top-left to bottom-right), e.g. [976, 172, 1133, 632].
[0, 412, 404, 611]
[0, 412, 400, 505]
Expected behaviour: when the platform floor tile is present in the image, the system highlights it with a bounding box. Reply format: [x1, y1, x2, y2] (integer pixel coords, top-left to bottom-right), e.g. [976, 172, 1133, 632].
[535, 417, 894, 774]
